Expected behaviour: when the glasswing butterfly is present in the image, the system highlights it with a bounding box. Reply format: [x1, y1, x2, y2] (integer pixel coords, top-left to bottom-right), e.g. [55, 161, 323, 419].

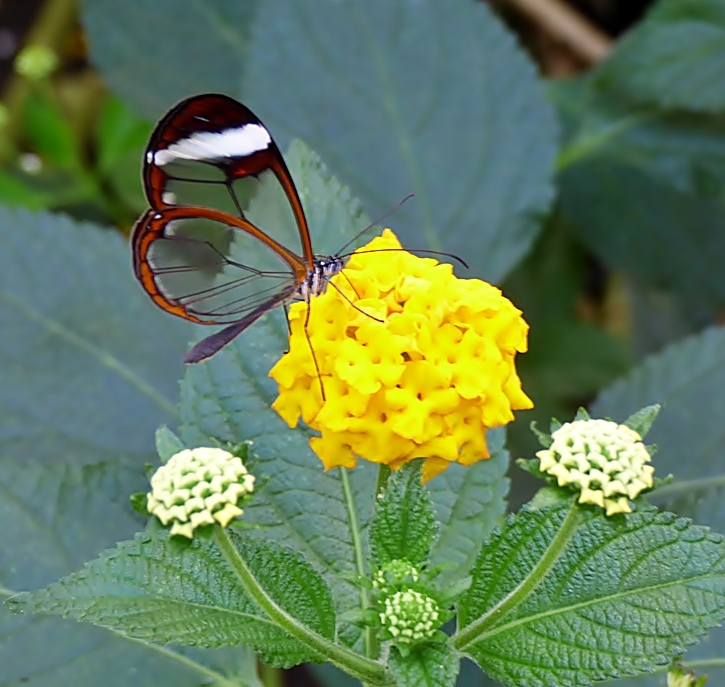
[132, 93, 349, 364]
[132, 94, 463, 370]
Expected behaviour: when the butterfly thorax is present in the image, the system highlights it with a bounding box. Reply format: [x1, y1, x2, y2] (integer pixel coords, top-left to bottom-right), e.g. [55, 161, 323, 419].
[300, 256, 345, 300]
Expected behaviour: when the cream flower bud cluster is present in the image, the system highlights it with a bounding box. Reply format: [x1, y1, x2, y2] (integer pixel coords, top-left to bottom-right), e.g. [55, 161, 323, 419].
[147, 447, 255, 538]
[536, 419, 654, 516]
[379, 589, 440, 643]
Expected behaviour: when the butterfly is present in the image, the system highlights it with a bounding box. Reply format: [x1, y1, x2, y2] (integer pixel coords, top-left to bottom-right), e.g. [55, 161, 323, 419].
[132, 93, 350, 364]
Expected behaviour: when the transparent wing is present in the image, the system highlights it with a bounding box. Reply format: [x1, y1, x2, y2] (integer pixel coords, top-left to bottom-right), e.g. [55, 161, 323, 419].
[142, 93, 314, 267]
[132, 206, 303, 325]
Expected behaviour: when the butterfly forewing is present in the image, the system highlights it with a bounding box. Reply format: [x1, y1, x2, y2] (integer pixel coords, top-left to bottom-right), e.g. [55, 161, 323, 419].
[143, 94, 312, 264]
[133, 94, 314, 333]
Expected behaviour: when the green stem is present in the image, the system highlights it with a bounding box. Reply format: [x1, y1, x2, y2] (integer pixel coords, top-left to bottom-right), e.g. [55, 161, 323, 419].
[213, 527, 391, 686]
[452, 504, 583, 650]
[375, 464, 391, 497]
[339, 467, 377, 659]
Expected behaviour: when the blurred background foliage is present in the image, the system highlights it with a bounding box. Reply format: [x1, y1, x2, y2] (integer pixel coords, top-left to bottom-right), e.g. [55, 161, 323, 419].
[1, 0, 724, 686]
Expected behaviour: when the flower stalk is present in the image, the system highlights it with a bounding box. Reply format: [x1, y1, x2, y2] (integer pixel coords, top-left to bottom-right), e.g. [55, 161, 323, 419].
[452, 503, 583, 650]
[213, 526, 392, 686]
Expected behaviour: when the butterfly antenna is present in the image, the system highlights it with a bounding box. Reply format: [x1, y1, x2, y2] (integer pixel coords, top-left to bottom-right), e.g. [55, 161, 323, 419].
[341, 247, 469, 269]
[336, 193, 415, 256]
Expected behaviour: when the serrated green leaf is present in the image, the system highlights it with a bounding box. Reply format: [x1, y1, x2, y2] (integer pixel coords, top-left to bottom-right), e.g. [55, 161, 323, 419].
[23, 91, 82, 171]
[177, 142, 377, 648]
[554, 76, 725, 311]
[457, 503, 725, 687]
[593, 327, 725, 682]
[427, 428, 509, 584]
[0, 207, 187, 466]
[235, 534, 337, 665]
[389, 643, 460, 687]
[368, 462, 437, 567]
[624, 404, 661, 438]
[155, 425, 185, 463]
[82, 0, 259, 118]
[595, 0, 725, 113]
[8, 527, 334, 669]
[244, 0, 556, 282]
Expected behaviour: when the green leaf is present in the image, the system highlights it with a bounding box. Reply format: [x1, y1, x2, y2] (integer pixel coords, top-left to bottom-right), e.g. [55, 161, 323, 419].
[178, 142, 377, 647]
[81, 0, 259, 118]
[457, 503, 725, 687]
[8, 527, 335, 669]
[155, 425, 185, 463]
[389, 643, 460, 687]
[554, 76, 725, 311]
[595, 0, 725, 113]
[244, 0, 556, 281]
[593, 328, 725, 682]
[368, 462, 438, 567]
[561, 158, 725, 307]
[95, 96, 152, 211]
[0, 206, 187, 466]
[23, 91, 82, 170]
[427, 428, 509, 584]
[0, 170, 54, 209]
[623, 404, 661, 438]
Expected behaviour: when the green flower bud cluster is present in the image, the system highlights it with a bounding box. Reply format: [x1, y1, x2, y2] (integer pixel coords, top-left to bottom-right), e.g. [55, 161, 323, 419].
[147, 447, 255, 538]
[536, 419, 654, 516]
[372, 559, 419, 592]
[360, 558, 458, 654]
[379, 589, 440, 644]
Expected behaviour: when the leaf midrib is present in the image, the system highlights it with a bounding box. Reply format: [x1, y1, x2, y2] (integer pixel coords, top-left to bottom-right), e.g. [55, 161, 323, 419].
[473, 568, 725, 644]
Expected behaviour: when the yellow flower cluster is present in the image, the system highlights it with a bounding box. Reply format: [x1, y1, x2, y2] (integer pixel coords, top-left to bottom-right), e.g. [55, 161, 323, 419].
[536, 419, 655, 516]
[270, 229, 532, 480]
[147, 447, 255, 538]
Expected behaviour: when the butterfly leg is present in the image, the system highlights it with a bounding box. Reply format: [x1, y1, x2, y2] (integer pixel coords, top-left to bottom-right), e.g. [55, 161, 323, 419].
[282, 303, 292, 354]
[302, 298, 327, 402]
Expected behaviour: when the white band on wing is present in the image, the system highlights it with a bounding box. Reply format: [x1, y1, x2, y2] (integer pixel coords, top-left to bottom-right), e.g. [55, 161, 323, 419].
[153, 123, 272, 165]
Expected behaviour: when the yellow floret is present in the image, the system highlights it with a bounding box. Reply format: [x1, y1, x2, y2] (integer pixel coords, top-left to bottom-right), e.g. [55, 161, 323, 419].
[270, 229, 532, 480]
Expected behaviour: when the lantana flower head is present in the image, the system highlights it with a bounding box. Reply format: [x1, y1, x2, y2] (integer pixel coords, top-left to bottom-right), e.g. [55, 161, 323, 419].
[536, 418, 655, 516]
[147, 447, 255, 538]
[270, 229, 532, 481]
